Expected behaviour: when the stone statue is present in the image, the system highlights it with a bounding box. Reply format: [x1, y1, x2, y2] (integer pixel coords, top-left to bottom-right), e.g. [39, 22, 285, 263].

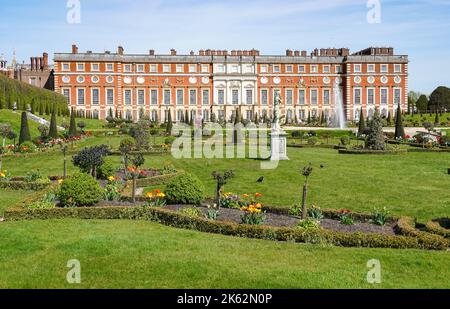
[272, 91, 282, 130]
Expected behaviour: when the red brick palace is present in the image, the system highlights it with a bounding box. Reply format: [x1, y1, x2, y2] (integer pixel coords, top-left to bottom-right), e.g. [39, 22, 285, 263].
[53, 44, 408, 123]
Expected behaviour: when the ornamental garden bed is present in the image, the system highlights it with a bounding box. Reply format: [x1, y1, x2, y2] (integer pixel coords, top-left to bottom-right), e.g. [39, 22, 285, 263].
[165, 204, 397, 236]
[338, 149, 407, 155]
[425, 218, 450, 239]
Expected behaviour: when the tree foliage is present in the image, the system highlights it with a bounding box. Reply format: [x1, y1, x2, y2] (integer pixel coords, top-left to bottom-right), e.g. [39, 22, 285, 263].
[72, 145, 110, 178]
[365, 110, 386, 150]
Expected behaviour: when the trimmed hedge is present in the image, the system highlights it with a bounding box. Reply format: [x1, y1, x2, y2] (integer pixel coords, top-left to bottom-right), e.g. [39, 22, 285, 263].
[0, 181, 53, 191]
[339, 149, 407, 155]
[425, 219, 450, 239]
[3, 203, 448, 250]
[395, 217, 448, 249]
[407, 148, 450, 153]
[121, 172, 183, 199]
[9, 184, 59, 209]
[287, 144, 337, 149]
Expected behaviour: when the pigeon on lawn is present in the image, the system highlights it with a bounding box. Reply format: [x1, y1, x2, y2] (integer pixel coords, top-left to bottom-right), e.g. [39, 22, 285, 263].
[257, 176, 265, 183]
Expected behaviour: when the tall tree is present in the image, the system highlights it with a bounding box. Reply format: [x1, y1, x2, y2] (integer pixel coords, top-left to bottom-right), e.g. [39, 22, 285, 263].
[428, 86, 450, 113]
[365, 109, 385, 150]
[415, 95, 429, 113]
[48, 107, 58, 139]
[19, 112, 31, 145]
[394, 104, 405, 139]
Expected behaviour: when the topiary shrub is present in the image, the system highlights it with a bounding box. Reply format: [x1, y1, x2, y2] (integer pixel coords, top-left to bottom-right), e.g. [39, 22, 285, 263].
[97, 158, 116, 180]
[307, 136, 319, 145]
[57, 172, 103, 207]
[165, 173, 205, 205]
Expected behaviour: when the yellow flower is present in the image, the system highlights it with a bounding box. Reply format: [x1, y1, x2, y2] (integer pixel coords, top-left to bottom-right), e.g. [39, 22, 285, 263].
[108, 176, 115, 182]
[58, 179, 64, 185]
[146, 192, 154, 198]
[0, 172, 5, 178]
[157, 193, 166, 198]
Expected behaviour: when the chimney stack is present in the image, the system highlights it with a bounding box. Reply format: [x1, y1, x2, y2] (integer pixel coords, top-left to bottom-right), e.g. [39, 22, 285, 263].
[43, 53, 48, 69]
[30, 57, 35, 71]
[301, 50, 307, 57]
[118, 46, 124, 55]
[149, 49, 155, 56]
[286, 49, 293, 57]
[72, 44, 78, 54]
[170, 49, 177, 56]
[199, 50, 205, 56]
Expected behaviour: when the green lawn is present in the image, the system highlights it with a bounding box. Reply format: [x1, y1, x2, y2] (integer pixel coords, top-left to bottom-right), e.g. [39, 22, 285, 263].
[0, 219, 449, 289]
[39, 114, 107, 131]
[0, 190, 31, 215]
[1, 143, 449, 221]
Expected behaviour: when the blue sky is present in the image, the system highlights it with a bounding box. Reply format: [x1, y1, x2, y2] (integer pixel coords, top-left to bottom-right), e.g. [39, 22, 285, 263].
[0, 0, 449, 93]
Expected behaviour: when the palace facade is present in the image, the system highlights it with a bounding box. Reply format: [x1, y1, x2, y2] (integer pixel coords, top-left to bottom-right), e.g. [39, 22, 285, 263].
[53, 44, 408, 123]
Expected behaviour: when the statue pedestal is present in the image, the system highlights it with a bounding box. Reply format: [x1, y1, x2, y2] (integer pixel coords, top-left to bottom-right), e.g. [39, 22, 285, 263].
[270, 130, 289, 161]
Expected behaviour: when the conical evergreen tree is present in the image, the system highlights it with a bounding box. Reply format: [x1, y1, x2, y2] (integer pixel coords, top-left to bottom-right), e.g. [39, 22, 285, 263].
[48, 107, 58, 139]
[434, 113, 440, 125]
[166, 109, 173, 135]
[30, 98, 36, 114]
[365, 109, 385, 150]
[358, 108, 366, 136]
[19, 112, 31, 145]
[68, 109, 77, 137]
[394, 104, 405, 139]
[307, 111, 311, 124]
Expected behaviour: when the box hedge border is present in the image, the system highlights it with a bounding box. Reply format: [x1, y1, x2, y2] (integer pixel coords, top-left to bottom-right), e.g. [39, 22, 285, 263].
[120, 171, 184, 199]
[4, 203, 448, 251]
[425, 219, 450, 239]
[338, 149, 407, 155]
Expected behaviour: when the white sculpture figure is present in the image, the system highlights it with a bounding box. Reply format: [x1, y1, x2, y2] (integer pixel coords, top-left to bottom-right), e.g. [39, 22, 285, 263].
[270, 92, 289, 161]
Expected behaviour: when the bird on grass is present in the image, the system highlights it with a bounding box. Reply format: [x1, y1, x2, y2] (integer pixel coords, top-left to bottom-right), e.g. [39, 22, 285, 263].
[257, 176, 265, 183]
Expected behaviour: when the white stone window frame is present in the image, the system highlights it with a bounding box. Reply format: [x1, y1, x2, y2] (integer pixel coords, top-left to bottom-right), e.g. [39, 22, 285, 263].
[298, 65, 306, 73]
[61, 88, 71, 105]
[91, 63, 100, 72]
[273, 65, 281, 73]
[246, 89, 254, 105]
[123, 89, 133, 105]
[323, 88, 331, 106]
[123, 64, 132, 73]
[260, 89, 269, 105]
[150, 64, 158, 73]
[201, 64, 209, 73]
[189, 64, 197, 73]
[105, 63, 114, 72]
[163, 89, 172, 105]
[285, 65, 293, 73]
[367, 64, 376, 73]
[353, 87, 362, 105]
[76, 63, 85, 72]
[137, 88, 146, 105]
[310, 88, 318, 105]
[189, 89, 197, 106]
[176, 64, 184, 73]
[298, 89, 306, 105]
[150, 89, 159, 105]
[380, 87, 389, 106]
[163, 64, 171, 73]
[285, 88, 294, 105]
[394, 64, 402, 73]
[91, 88, 100, 105]
[176, 88, 184, 105]
[380, 64, 389, 73]
[202, 89, 210, 106]
[334, 65, 342, 74]
[353, 64, 362, 73]
[367, 87, 376, 106]
[260, 65, 268, 73]
[105, 88, 115, 106]
[136, 64, 145, 73]
[311, 65, 319, 73]
[76, 88, 86, 105]
[322, 65, 331, 74]
[61, 63, 71, 72]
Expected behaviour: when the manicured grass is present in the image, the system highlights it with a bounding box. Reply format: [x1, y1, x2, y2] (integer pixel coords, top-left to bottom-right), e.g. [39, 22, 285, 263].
[39, 114, 107, 131]
[0, 219, 449, 289]
[0, 109, 41, 140]
[2, 144, 449, 221]
[0, 190, 31, 215]
[140, 148, 450, 222]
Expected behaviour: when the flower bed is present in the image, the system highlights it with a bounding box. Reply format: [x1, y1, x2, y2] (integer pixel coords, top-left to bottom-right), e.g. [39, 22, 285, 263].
[3, 203, 448, 250]
[338, 149, 407, 155]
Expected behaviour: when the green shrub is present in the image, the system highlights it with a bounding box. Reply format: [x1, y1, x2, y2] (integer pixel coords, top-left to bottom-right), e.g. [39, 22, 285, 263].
[307, 136, 319, 145]
[179, 206, 203, 218]
[97, 158, 116, 180]
[19, 141, 37, 153]
[57, 173, 103, 206]
[369, 207, 390, 226]
[165, 173, 205, 205]
[297, 219, 321, 230]
[164, 136, 176, 145]
[308, 205, 324, 220]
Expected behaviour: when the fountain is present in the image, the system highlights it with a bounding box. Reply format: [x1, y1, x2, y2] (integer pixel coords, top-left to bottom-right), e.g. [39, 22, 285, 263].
[332, 79, 346, 129]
